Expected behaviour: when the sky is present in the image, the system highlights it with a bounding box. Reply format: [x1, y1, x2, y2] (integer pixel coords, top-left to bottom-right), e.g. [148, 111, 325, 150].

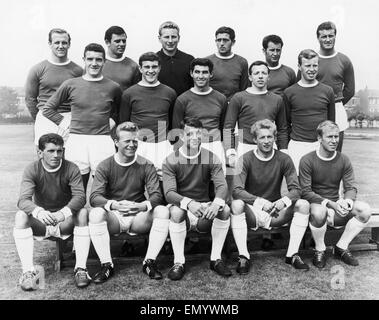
[0, 0, 378, 91]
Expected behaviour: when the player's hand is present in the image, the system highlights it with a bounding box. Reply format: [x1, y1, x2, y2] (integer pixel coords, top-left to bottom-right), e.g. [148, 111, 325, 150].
[203, 202, 221, 220]
[269, 199, 286, 217]
[336, 199, 350, 217]
[37, 210, 57, 226]
[262, 200, 274, 213]
[188, 200, 205, 218]
[227, 154, 237, 168]
[51, 211, 65, 224]
[124, 202, 147, 216]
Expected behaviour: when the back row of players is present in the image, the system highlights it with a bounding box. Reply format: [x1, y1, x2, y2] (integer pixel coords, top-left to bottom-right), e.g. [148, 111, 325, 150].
[15, 21, 370, 290]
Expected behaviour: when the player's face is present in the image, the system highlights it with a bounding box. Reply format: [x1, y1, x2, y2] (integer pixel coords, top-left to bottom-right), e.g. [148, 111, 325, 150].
[318, 127, 339, 153]
[215, 33, 234, 56]
[116, 130, 138, 158]
[159, 28, 180, 54]
[255, 128, 275, 154]
[84, 51, 105, 78]
[38, 143, 64, 170]
[299, 57, 318, 82]
[318, 29, 336, 51]
[249, 65, 269, 89]
[106, 33, 127, 58]
[263, 42, 282, 66]
[191, 65, 211, 89]
[140, 60, 160, 84]
[181, 125, 202, 150]
[49, 33, 70, 59]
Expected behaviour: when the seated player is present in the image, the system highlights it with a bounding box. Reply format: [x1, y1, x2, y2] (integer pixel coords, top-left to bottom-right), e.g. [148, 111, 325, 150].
[88, 122, 169, 283]
[231, 119, 310, 273]
[299, 120, 371, 268]
[14, 134, 90, 290]
[162, 118, 231, 281]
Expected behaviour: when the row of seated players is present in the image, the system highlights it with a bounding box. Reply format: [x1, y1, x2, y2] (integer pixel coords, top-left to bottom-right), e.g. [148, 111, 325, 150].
[14, 118, 371, 291]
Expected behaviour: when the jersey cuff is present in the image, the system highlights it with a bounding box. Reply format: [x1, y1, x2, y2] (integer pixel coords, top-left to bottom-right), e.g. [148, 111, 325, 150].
[281, 196, 292, 208]
[142, 201, 152, 212]
[321, 199, 329, 208]
[212, 197, 225, 208]
[180, 197, 193, 211]
[345, 199, 354, 210]
[253, 197, 267, 211]
[31, 206, 44, 218]
[60, 207, 72, 220]
[104, 200, 117, 212]
[226, 149, 237, 158]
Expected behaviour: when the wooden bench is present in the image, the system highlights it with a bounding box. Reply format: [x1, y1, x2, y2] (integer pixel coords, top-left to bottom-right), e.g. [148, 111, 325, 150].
[53, 209, 379, 272]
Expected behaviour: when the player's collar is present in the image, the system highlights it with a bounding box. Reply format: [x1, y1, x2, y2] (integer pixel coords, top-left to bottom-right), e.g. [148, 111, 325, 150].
[179, 146, 201, 159]
[318, 51, 338, 59]
[268, 63, 282, 70]
[190, 87, 213, 95]
[297, 80, 318, 88]
[82, 75, 104, 82]
[245, 88, 268, 95]
[254, 149, 275, 161]
[316, 147, 337, 161]
[215, 52, 235, 59]
[106, 55, 125, 62]
[114, 153, 137, 166]
[41, 159, 62, 172]
[138, 81, 161, 87]
[48, 59, 71, 66]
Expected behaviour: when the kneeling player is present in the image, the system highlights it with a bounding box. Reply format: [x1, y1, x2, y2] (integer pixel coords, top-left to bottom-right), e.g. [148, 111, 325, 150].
[231, 119, 310, 273]
[14, 134, 90, 290]
[163, 118, 231, 281]
[89, 122, 169, 283]
[299, 120, 371, 268]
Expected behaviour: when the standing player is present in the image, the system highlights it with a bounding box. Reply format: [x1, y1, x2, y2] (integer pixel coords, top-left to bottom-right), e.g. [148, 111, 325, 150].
[316, 21, 355, 151]
[14, 134, 90, 290]
[89, 122, 170, 282]
[157, 21, 194, 96]
[103, 26, 140, 92]
[299, 121, 371, 268]
[224, 61, 288, 167]
[283, 49, 335, 173]
[163, 118, 232, 280]
[120, 52, 177, 178]
[231, 120, 310, 272]
[25, 28, 83, 145]
[206, 26, 249, 102]
[262, 34, 296, 96]
[172, 58, 228, 171]
[42, 43, 122, 192]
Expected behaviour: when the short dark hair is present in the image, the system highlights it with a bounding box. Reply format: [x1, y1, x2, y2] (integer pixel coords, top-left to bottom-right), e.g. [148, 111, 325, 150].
[38, 133, 64, 151]
[248, 60, 270, 75]
[298, 49, 318, 66]
[115, 122, 139, 139]
[181, 117, 203, 129]
[215, 26, 235, 42]
[48, 28, 71, 45]
[190, 58, 214, 73]
[316, 21, 337, 37]
[83, 43, 105, 60]
[158, 21, 180, 36]
[251, 119, 277, 140]
[262, 34, 283, 50]
[104, 26, 127, 42]
[316, 120, 339, 137]
[139, 52, 161, 67]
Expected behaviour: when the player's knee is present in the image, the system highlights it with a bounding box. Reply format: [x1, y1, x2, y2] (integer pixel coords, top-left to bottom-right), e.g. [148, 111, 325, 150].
[217, 204, 231, 220]
[294, 199, 310, 214]
[231, 199, 245, 215]
[169, 205, 186, 223]
[75, 208, 89, 226]
[354, 201, 371, 223]
[14, 210, 30, 228]
[89, 207, 107, 224]
[309, 204, 327, 227]
[153, 205, 169, 220]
